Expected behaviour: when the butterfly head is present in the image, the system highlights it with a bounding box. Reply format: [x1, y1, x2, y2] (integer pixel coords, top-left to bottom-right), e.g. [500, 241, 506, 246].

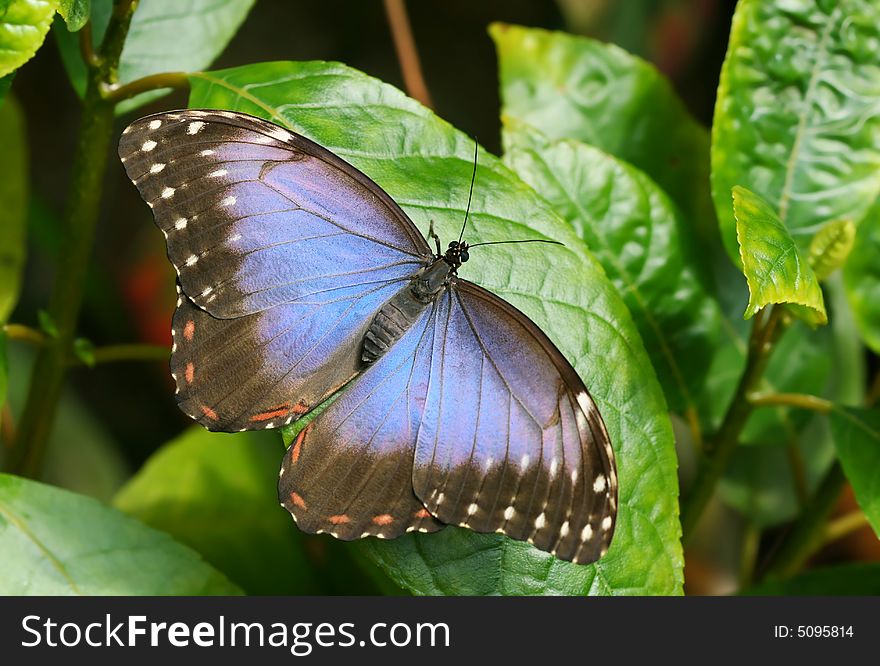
[443, 240, 470, 270]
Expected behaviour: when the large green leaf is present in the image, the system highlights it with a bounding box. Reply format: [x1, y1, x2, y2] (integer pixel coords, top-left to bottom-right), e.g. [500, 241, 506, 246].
[0, 95, 26, 323]
[55, 0, 254, 112]
[746, 564, 880, 595]
[712, 0, 880, 262]
[115, 427, 326, 595]
[0, 0, 57, 78]
[502, 120, 720, 416]
[189, 61, 683, 595]
[831, 407, 880, 538]
[733, 186, 826, 325]
[490, 22, 715, 247]
[0, 473, 240, 594]
[844, 199, 880, 353]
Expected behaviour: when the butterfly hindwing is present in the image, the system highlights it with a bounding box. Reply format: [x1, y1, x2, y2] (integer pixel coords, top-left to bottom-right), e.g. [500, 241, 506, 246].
[118, 109, 430, 318]
[278, 302, 443, 539]
[412, 281, 617, 564]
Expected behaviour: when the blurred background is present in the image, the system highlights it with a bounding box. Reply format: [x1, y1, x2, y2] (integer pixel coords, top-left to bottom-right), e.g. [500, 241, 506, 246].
[7, 0, 877, 593]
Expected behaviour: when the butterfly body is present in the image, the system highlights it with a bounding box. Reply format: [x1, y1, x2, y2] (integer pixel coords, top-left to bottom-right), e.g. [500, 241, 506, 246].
[118, 109, 617, 564]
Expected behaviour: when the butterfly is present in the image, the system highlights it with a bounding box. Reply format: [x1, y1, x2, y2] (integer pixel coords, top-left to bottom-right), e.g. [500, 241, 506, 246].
[118, 109, 617, 564]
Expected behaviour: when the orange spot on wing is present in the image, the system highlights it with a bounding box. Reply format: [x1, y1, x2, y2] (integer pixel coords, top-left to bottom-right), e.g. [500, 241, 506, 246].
[183, 320, 195, 341]
[372, 514, 394, 526]
[292, 399, 309, 415]
[200, 405, 219, 421]
[249, 403, 291, 422]
[329, 514, 350, 525]
[289, 491, 307, 509]
[291, 427, 307, 464]
[185, 362, 194, 384]
[414, 508, 432, 519]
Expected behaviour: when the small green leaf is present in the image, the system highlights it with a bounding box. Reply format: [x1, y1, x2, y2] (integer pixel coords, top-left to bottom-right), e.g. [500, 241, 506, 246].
[57, 0, 87, 31]
[0, 0, 58, 78]
[189, 61, 683, 595]
[844, 200, 880, 353]
[712, 0, 880, 262]
[55, 0, 255, 112]
[502, 120, 720, 415]
[490, 22, 716, 247]
[808, 219, 856, 281]
[36, 308, 58, 337]
[733, 186, 826, 325]
[745, 564, 880, 595]
[72, 337, 95, 367]
[115, 427, 325, 595]
[0, 473, 240, 594]
[0, 96, 26, 322]
[831, 407, 880, 538]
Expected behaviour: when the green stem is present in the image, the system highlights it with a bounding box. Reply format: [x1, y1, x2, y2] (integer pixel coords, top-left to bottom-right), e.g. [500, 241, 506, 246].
[2, 324, 47, 346]
[761, 462, 846, 579]
[102, 71, 189, 105]
[823, 509, 869, 545]
[76, 343, 169, 365]
[680, 307, 786, 542]
[6, 1, 139, 478]
[747, 391, 833, 413]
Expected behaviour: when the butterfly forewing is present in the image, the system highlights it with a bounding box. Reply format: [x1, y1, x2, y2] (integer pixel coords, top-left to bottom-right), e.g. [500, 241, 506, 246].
[118, 110, 429, 319]
[412, 281, 617, 564]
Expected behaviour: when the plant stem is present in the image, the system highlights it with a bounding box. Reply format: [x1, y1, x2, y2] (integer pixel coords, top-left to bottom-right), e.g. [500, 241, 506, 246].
[2, 324, 47, 346]
[747, 391, 833, 413]
[680, 306, 786, 542]
[383, 0, 433, 109]
[75, 343, 169, 365]
[102, 71, 189, 104]
[823, 509, 869, 545]
[6, 2, 138, 478]
[761, 462, 846, 579]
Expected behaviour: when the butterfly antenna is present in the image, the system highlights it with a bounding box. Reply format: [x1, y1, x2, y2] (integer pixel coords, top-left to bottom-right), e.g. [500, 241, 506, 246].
[468, 239, 564, 248]
[458, 137, 479, 244]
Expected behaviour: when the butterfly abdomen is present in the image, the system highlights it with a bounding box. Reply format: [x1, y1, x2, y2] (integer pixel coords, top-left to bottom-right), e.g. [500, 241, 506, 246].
[362, 259, 451, 363]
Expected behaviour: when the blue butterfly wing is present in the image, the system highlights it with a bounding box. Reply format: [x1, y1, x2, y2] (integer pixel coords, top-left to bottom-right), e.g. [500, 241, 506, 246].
[278, 302, 444, 538]
[119, 110, 431, 431]
[412, 281, 617, 564]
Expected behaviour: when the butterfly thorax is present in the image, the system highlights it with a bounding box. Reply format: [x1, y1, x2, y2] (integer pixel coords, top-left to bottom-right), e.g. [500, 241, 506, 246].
[362, 258, 453, 364]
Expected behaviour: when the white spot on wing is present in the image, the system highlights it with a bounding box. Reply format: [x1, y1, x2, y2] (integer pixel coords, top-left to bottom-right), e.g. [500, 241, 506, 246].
[601, 516, 613, 531]
[503, 506, 515, 521]
[520, 454, 530, 469]
[221, 196, 236, 207]
[150, 163, 166, 174]
[581, 524, 593, 541]
[161, 186, 175, 199]
[187, 121, 206, 135]
[269, 128, 292, 142]
[141, 140, 157, 152]
[534, 513, 546, 529]
[549, 457, 559, 479]
[593, 475, 607, 493]
[560, 521, 570, 537]
[174, 218, 187, 230]
[229, 233, 241, 242]
[185, 255, 198, 267]
[148, 119, 162, 130]
[200, 149, 215, 156]
[467, 503, 478, 516]
[208, 168, 227, 178]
